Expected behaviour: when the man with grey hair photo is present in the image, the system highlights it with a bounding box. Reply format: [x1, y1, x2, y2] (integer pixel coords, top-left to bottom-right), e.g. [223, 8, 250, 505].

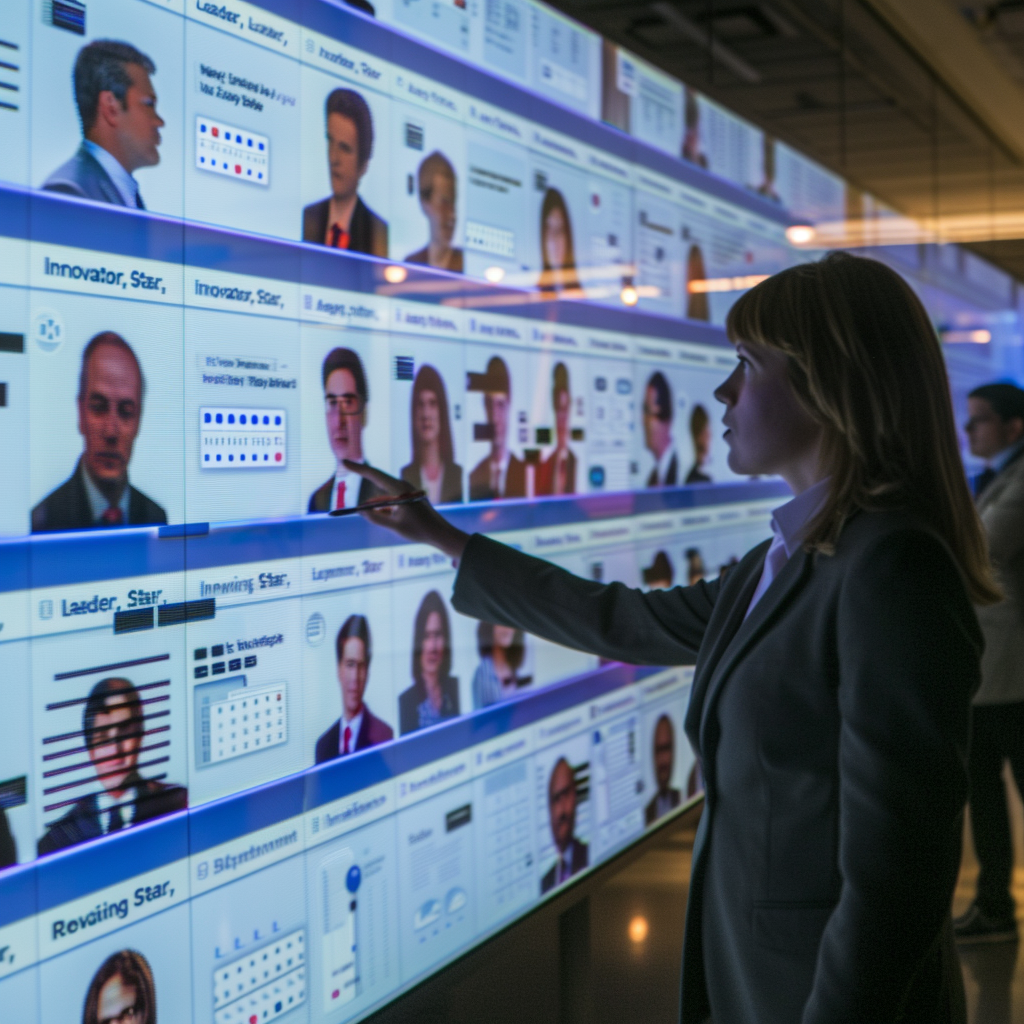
[43, 39, 164, 208]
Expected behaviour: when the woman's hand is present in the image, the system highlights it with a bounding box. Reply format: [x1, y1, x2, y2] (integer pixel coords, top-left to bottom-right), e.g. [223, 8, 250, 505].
[343, 460, 469, 561]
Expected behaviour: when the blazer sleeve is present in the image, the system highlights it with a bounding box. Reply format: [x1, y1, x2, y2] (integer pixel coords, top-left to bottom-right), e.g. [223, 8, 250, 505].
[802, 528, 981, 1024]
[452, 533, 720, 665]
[981, 466, 1024, 568]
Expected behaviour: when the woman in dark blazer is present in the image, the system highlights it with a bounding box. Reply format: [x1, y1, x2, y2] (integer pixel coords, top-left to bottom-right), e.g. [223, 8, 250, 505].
[400, 364, 463, 505]
[346, 252, 998, 1024]
[398, 590, 461, 735]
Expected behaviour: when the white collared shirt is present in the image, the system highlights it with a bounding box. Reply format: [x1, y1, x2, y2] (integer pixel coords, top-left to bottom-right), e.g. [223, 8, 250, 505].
[339, 709, 364, 756]
[331, 468, 362, 511]
[80, 462, 130, 524]
[652, 444, 676, 486]
[745, 477, 831, 618]
[96, 787, 136, 834]
[82, 139, 141, 208]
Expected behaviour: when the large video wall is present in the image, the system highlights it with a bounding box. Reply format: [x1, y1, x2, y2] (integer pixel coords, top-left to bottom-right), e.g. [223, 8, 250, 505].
[0, 1, 1019, 1021]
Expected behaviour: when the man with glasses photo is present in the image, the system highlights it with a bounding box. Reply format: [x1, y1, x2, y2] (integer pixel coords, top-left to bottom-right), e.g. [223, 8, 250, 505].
[308, 347, 381, 512]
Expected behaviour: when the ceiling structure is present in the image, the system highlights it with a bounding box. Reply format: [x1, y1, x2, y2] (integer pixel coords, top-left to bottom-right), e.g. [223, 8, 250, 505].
[548, 0, 1024, 284]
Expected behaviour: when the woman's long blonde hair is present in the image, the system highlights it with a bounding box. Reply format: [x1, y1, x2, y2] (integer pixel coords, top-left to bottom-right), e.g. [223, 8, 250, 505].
[726, 251, 1000, 604]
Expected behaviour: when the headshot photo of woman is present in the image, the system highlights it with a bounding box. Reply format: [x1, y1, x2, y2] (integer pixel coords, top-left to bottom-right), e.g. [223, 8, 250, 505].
[400, 364, 463, 504]
[471, 620, 531, 709]
[539, 187, 582, 295]
[536, 362, 576, 496]
[685, 243, 710, 321]
[82, 949, 156, 1024]
[398, 590, 460, 734]
[686, 403, 712, 484]
[405, 151, 464, 274]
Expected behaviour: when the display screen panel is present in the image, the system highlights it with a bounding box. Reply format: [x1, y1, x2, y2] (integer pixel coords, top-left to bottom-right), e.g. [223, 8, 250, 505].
[0, 0, 1018, 1021]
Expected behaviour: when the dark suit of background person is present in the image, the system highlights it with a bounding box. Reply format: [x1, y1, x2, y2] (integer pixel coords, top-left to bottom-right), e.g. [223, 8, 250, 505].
[467, 357, 526, 502]
[540, 837, 588, 894]
[32, 332, 166, 532]
[955, 383, 1024, 941]
[451, 506, 981, 1024]
[302, 88, 388, 258]
[43, 41, 163, 209]
[315, 713, 393, 764]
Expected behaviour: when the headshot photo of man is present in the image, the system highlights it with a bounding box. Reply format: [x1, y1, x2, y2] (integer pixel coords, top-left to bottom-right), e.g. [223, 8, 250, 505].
[686, 403, 713, 484]
[645, 714, 682, 825]
[38, 677, 188, 855]
[302, 88, 388, 258]
[541, 757, 589, 894]
[643, 371, 678, 488]
[315, 615, 394, 764]
[536, 361, 576, 496]
[405, 151, 463, 274]
[32, 331, 166, 532]
[468, 356, 526, 502]
[308, 347, 381, 513]
[82, 949, 157, 1024]
[43, 40, 163, 208]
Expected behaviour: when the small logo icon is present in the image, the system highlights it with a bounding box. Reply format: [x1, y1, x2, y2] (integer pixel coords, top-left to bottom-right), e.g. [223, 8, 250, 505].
[33, 311, 64, 353]
[39, 600, 53, 620]
[305, 612, 325, 646]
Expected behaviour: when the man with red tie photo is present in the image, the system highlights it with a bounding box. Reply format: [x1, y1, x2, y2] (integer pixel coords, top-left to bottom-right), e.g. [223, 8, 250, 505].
[302, 88, 388, 258]
[315, 615, 394, 764]
[308, 347, 380, 513]
[540, 756, 589, 894]
[32, 331, 166, 532]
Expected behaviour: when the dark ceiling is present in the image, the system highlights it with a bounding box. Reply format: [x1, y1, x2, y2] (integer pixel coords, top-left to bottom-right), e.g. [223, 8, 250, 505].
[548, 0, 1024, 285]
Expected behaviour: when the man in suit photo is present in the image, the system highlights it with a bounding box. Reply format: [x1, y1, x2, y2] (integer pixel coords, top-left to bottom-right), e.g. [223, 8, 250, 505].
[536, 361, 577, 496]
[302, 88, 388, 258]
[308, 347, 380, 513]
[643, 370, 678, 487]
[540, 756, 588, 894]
[645, 713, 682, 825]
[43, 40, 163, 209]
[38, 677, 187, 855]
[955, 382, 1024, 942]
[468, 356, 526, 502]
[32, 331, 166, 532]
[315, 615, 394, 764]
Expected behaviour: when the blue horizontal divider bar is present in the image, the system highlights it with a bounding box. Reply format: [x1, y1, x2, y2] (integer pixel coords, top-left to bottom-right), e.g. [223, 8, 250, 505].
[2, 479, 790, 592]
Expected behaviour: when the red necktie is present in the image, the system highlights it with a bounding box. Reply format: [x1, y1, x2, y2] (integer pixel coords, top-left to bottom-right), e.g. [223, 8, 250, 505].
[329, 224, 351, 249]
[334, 480, 346, 511]
[343, 725, 352, 755]
[102, 506, 123, 526]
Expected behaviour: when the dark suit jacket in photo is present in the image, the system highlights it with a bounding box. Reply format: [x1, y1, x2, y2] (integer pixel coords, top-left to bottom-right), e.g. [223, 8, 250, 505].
[685, 463, 711, 485]
[536, 449, 577, 496]
[453, 513, 980, 1024]
[468, 454, 526, 502]
[644, 787, 681, 826]
[302, 195, 388, 258]
[646, 451, 679, 488]
[314, 706, 394, 764]
[400, 461, 463, 505]
[42, 143, 135, 207]
[398, 676, 460, 735]
[0, 807, 16, 869]
[405, 246, 465, 274]
[31, 462, 167, 533]
[38, 775, 188, 856]
[540, 837, 589, 893]
[308, 471, 378, 513]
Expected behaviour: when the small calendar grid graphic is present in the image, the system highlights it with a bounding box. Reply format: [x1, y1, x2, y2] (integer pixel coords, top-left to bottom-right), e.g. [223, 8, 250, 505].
[195, 674, 287, 768]
[201, 407, 287, 469]
[196, 116, 270, 186]
[464, 219, 515, 258]
[213, 928, 305, 1024]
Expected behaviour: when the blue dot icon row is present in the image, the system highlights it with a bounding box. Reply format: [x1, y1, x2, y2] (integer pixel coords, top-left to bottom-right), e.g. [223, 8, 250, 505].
[204, 412, 282, 426]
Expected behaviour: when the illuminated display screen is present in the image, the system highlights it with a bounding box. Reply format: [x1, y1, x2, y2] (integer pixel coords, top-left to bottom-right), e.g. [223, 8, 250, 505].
[0, 0, 1012, 1020]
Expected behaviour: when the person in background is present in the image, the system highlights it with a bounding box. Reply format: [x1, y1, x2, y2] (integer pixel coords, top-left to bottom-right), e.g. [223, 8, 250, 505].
[32, 332, 165, 532]
[398, 591, 460, 734]
[541, 757, 588, 893]
[685, 547, 706, 585]
[315, 615, 393, 764]
[82, 949, 156, 1024]
[44, 40, 162, 208]
[539, 188, 582, 295]
[303, 89, 388, 258]
[400, 364, 463, 504]
[643, 371, 678, 487]
[39, 677, 188, 855]
[471, 621, 531, 709]
[536, 362, 576, 496]
[642, 550, 674, 591]
[468, 356, 526, 501]
[685, 244, 711, 322]
[309, 347, 380, 513]
[954, 382, 1024, 942]
[686, 403, 713, 484]
[405, 151, 463, 273]
[645, 714, 682, 824]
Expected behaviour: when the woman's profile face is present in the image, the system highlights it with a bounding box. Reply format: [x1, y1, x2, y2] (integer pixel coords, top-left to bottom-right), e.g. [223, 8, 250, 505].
[544, 207, 568, 270]
[492, 624, 516, 648]
[97, 973, 138, 1024]
[414, 387, 441, 447]
[715, 340, 821, 479]
[420, 610, 446, 679]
